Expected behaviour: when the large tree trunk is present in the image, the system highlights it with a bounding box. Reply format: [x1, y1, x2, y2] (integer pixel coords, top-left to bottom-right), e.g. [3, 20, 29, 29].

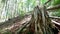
[28, 6, 57, 34]
[17, 6, 58, 34]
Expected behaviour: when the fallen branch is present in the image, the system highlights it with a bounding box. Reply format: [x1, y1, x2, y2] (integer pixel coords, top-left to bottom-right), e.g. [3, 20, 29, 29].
[15, 15, 32, 34]
[16, 21, 31, 34]
[47, 4, 60, 11]
[51, 20, 60, 25]
[49, 16, 60, 19]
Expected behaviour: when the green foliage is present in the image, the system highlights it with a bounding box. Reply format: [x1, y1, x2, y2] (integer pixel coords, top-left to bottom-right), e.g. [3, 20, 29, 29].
[51, 0, 60, 17]
[1, 0, 8, 3]
[20, 11, 25, 16]
[52, 10, 60, 17]
[2, 0, 5, 3]
[0, 0, 48, 20]
[40, 0, 48, 5]
[52, 0, 60, 5]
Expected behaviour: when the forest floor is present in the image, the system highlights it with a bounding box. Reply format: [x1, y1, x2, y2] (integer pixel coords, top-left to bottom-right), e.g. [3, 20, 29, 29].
[1, 15, 32, 33]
